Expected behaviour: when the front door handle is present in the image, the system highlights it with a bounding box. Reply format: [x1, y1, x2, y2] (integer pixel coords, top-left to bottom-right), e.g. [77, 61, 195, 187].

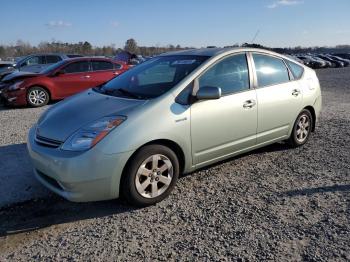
[243, 99, 256, 109]
[81, 75, 91, 79]
[292, 89, 301, 96]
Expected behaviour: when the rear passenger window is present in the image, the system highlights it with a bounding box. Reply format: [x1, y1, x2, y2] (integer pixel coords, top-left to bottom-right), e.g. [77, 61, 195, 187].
[198, 53, 249, 95]
[63, 61, 90, 73]
[46, 55, 62, 64]
[92, 61, 113, 71]
[24, 56, 45, 66]
[253, 54, 290, 87]
[285, 60, 304, 79]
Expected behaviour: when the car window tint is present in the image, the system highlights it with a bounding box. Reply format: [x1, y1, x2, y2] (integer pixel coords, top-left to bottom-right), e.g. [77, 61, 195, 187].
[114, 63, 122, 70]
[253, 54, 290, 87]
[285, 60, 304, 80]
[63, 61, 90, 73]
[46, 55, 62, 64]
[137, 61, 176, 85]
[198, 53, 249, 95]
[91, 61, 113, 71]
[25, 56, 42, 66]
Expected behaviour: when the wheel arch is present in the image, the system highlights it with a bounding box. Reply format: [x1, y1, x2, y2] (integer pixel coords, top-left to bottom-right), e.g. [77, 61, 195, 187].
[119, 139, 186, 192]
[27, 84, 52, 101]
[303, 105, 316, 132]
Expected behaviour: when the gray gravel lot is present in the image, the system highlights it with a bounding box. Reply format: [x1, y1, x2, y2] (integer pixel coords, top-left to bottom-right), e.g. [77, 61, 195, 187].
[0, 68, 349, 261]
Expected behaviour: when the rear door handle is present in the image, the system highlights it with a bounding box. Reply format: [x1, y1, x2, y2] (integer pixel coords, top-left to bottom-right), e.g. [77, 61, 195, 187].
[243, 99, 256, 109]
[292, 89, 301, 96]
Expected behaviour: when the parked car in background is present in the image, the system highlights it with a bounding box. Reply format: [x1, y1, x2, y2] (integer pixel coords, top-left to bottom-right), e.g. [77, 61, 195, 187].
[27, 48, 322, 206]
[1, 57, 129, 107]
[326, 54, 350, 67]
[316, 54, 344, 68]
[309, 55, 332, 68]
[297, 55, 326, 69]
[333, 53, 350, 60]
[13, 54, 83, 73]
[0, 61, 16, 81]
[0, 54, 84, 81]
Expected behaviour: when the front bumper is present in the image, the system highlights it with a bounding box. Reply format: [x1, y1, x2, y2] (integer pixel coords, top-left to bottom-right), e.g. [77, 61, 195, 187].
[27, 126, 133, 202]
[1, 88, 27, 106]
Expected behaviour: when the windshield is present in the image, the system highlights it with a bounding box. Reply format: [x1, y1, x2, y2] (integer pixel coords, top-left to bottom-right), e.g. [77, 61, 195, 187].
[40, 60, 67, 74]
[98, 55, 209, 99]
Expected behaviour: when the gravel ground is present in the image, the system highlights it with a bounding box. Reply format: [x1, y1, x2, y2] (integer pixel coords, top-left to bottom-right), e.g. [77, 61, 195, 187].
[0, 68, 349, 261]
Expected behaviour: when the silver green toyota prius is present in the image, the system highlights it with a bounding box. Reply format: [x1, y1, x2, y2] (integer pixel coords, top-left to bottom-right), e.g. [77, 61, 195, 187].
[27, 48, 322, 206]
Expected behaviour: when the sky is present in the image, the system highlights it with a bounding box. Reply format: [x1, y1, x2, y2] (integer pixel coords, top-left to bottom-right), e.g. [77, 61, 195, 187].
[0, 0, 349, 48]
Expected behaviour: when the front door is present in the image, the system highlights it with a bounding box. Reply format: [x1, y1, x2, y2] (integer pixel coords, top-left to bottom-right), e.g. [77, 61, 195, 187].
[191, 53, 258, 165]
[53, 60, 92, 98]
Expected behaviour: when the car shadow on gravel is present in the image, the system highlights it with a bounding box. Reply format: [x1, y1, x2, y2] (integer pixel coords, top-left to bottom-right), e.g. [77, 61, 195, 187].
[181, 142, 290, 179]
[0, 196, 136, 237]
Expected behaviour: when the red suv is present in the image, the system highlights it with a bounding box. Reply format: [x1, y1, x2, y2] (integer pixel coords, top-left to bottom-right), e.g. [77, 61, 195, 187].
[1, 57, 129, 107]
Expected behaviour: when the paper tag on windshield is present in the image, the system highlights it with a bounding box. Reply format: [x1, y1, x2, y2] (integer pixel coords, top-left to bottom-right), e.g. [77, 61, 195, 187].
[171, 60, 196, 65]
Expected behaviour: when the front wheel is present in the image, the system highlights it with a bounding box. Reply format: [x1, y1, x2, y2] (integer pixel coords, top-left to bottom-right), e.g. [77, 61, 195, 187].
[27, 86, 49, 107]
[121, 145, 179, 207]
[288, 109, 313, 147]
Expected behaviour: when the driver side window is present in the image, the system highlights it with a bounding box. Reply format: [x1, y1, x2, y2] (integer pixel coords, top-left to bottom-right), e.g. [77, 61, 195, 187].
[198, 53, 250, 96]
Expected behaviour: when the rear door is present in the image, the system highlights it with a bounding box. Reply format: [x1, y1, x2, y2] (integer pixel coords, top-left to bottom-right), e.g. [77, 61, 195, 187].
[251, 53, 303, 144]
[89, 60, 117, 86]
[52, 60, 92, 98]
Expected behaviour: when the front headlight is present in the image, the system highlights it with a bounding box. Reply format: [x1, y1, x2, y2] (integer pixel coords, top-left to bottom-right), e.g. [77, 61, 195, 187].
[8, 81, 24, 91]
[61, 115, 126, 151]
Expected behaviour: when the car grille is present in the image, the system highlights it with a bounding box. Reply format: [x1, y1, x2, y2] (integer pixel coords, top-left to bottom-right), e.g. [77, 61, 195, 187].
[35, 135, 62, 148]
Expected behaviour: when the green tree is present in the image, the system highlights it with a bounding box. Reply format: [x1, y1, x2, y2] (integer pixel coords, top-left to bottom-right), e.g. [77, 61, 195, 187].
[82, 41, 92, 55]
[124, 38, 138, 54]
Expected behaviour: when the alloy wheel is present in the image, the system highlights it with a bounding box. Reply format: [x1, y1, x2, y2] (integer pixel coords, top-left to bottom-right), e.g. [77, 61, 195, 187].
[296, 114, 310, 143]
[28, 89, 47, 106]
[135, 154, 173, 198]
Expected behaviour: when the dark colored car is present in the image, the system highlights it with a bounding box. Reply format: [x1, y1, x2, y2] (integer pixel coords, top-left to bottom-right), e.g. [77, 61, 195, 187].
[327, 55, 350, 67]
[0, 62, 16, 81]
[1, 57, 129, 107]
[296, 55, 325, 69]
[333, 53, 350, 60]
[316, 54, 344, 68]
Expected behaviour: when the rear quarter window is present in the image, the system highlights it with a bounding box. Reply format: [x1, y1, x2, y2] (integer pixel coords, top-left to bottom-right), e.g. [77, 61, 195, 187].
[46, 55, 62, 64]
[285, 60, 304, 80]
[91, 61, 114, 71]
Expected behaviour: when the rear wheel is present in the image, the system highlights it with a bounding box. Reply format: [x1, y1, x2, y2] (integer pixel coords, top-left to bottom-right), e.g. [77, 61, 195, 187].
[27, 86, 49, 107]
[288, 109, 313, 147]
[121, 144, 179, 207]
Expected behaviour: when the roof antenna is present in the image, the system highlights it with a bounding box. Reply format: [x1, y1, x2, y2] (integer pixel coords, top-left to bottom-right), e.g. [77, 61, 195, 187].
[251, 29, 260, 44]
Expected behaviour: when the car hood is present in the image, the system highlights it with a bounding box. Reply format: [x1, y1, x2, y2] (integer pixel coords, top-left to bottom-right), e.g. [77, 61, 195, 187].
[2, 71, 41, 82]
[36, 90, 147, 142]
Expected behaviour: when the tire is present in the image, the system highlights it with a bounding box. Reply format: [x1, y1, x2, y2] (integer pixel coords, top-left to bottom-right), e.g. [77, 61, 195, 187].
[27, 86, 49, 107]
[288, 109, 313, 147]
[121, 144, 179, 207]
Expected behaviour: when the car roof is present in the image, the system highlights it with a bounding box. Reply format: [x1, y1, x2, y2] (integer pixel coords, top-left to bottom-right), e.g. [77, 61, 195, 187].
[159, 47, 288, 58]
[63, 57, 115, 62]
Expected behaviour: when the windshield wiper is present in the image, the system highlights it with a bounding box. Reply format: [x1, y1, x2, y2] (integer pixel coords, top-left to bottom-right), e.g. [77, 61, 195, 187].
[116, 88, 141, 99]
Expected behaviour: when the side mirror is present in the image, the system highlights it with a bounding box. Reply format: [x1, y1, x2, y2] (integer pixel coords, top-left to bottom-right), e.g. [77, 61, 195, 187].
[196, 86, 222, 100]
